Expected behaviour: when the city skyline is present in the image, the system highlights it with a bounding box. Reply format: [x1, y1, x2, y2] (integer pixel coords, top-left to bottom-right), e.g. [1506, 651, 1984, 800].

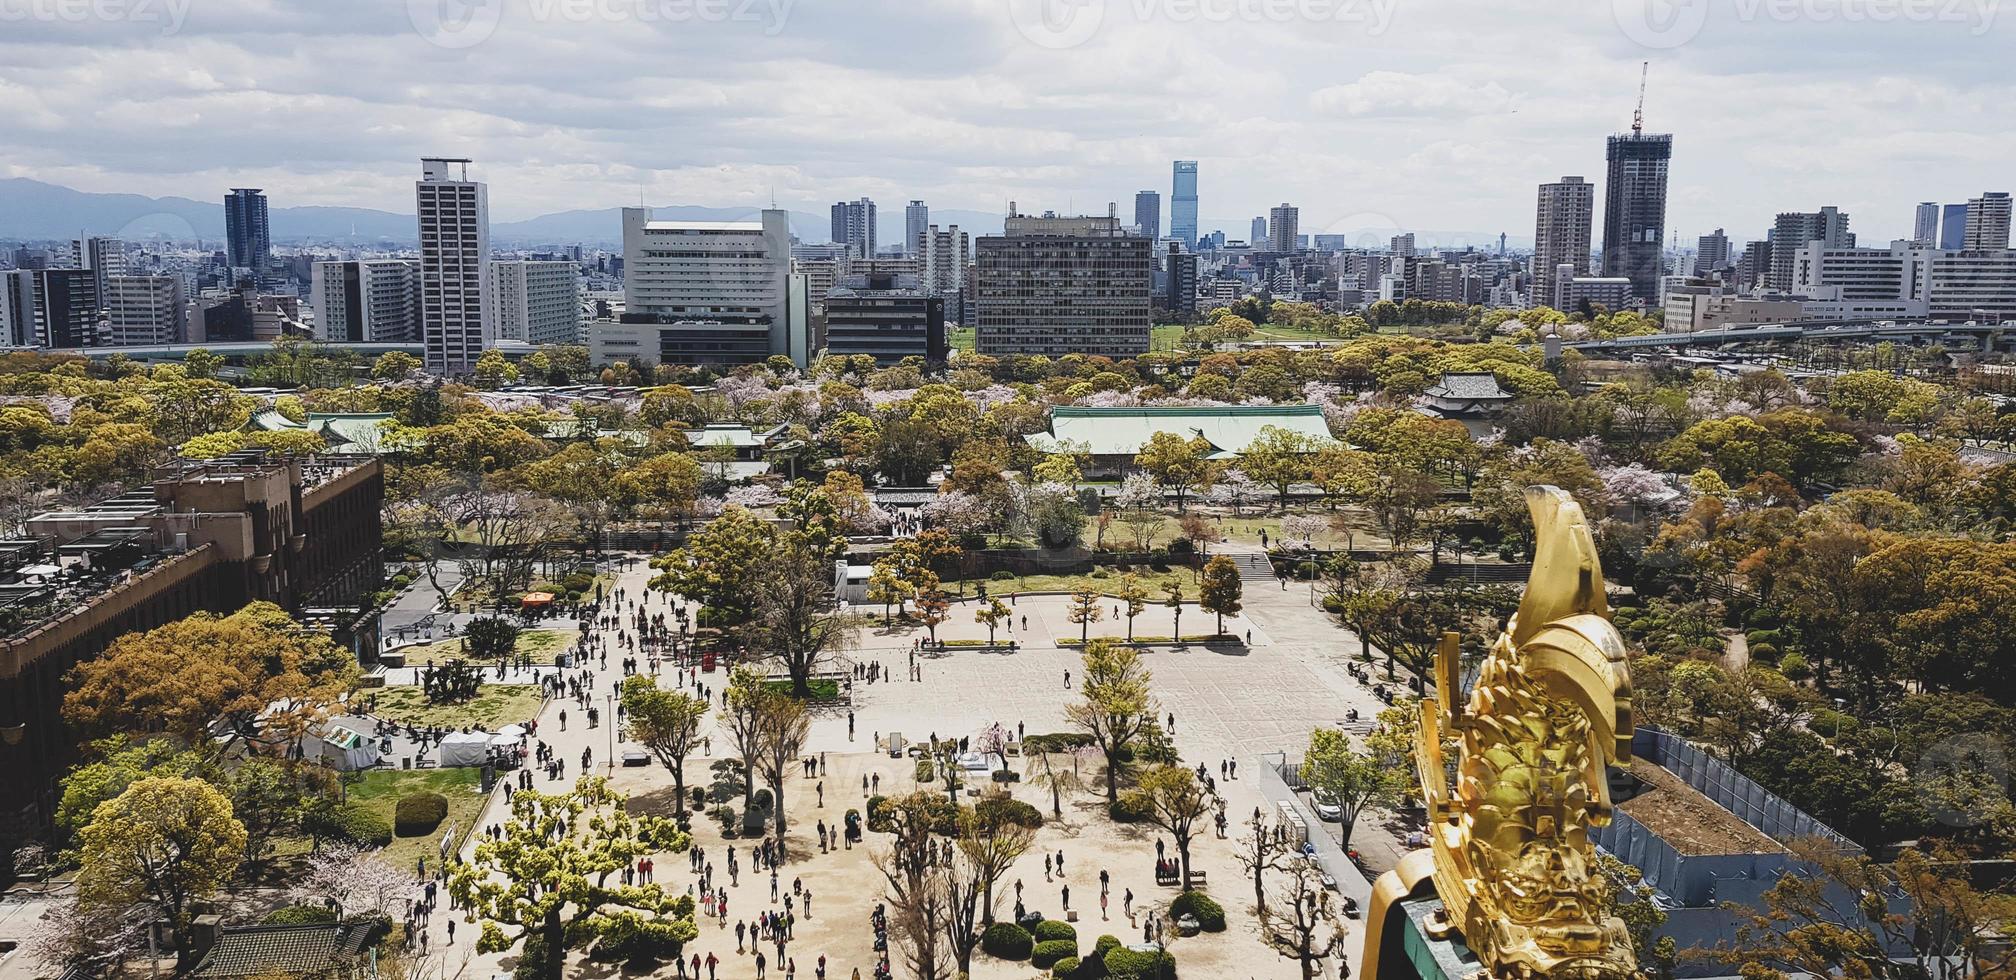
[0, 2, 2006, 246]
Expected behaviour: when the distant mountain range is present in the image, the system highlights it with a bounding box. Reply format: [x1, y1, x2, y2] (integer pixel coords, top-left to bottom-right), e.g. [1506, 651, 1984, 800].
[0, 177, 1528, 250]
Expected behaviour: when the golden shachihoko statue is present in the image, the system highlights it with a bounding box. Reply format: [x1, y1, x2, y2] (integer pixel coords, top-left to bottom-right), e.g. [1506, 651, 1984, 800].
[1362, 487, 1637, 980]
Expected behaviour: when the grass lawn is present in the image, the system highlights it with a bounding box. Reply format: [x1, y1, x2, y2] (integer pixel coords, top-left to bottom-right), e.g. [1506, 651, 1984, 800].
[950, 326, 976, 351]
[369, 684, 545, 730]
[956, 570, 1199, 599]
[400, 629, 572, 666]
[1209, 511, 1387, 551]
[341, 768, 487, 872]
[763, 678, 841, 699]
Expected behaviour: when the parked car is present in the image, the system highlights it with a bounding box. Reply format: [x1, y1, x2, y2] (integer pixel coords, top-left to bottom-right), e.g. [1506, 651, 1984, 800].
[1312, 790, 1343, 822]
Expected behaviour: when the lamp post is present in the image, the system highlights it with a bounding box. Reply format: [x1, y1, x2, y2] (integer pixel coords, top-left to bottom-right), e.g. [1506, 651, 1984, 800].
[606, 693, 615, 773]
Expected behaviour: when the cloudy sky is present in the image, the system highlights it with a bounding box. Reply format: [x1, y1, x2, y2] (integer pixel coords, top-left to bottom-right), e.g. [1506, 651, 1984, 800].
[1, 0, 2010, 246]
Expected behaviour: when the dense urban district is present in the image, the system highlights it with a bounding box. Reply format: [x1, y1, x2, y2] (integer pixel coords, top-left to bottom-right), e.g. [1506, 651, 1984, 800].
[0, 306, 2011, 980]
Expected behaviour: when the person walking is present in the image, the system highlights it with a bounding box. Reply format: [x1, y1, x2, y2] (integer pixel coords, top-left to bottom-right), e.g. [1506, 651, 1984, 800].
[1061, 884, 1070, 909]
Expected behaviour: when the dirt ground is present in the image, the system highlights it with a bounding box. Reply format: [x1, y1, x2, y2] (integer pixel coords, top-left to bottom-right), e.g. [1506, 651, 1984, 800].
[1617, 760, 1783, 856]
[597, 747, 1308, 980]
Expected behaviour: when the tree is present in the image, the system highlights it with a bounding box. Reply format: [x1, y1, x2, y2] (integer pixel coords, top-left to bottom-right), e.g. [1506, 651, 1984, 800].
[874, 793, 956, 980]
[974, 597, 1010, 645]
[1199, 554, 1244, 634]
[1067, 586, 1104, 644]
[749, 533, 851, 697]
[1134, 431, 1214, 511]
[1298, 728, 1401, 850]
[1595, 855, 1677, 980]
[55, 736, 206, 839]
[916, 589, 951, 645]
[1117, 573, 1150, 640]
[1063, 640, 1157, 803]
[1025, 745, 1086, 819]
[63, 602, 358, 751]
[650, 505, 778, 634]
[1122, 765, 1215, 887]
[622, 676, 709, 817]
[1239, 426, 1315, 510]
[292, 844, 411, 920]
[1164, 578, 1186, 640]
[867, 560, 913, 624]
[75, 777, 247, 970]
[1235, 807, 1292, 917]
[452, 777, 695, 980]
[464, 616, 521, 660]
[722, 667, 767, 813]
[751, 687, 811, 854]
[471, 348, 521, 389]
[1261, 855, 1348, 980]
[372, 350, 422, 380]
[943, 797, 1038, 974]
[615, 451, 704, 524]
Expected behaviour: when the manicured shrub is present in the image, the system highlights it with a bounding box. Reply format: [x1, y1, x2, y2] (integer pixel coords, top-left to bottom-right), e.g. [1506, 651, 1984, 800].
[337, 808, 392, 847]
[990, 570, 1016, 581]
[975, 795, 1044, 830]
[1033, 919, 1077, 943]
[750, 788, 774, 812]
[1032, 939, 1078, 969]
[1170, 890, 1225, 932]
[1023, 732, 1096, 753]
[865, 795, 890, 831]
[1052, 957, 1082, 978]
[1103, 946, 1176, 979]
[394, 792, 449, 836]
[980, 922, 1034, 960]
[1094, 935, 1122, 958]
[1108, 793, 1151, 823]
[914, 756, 936, 783]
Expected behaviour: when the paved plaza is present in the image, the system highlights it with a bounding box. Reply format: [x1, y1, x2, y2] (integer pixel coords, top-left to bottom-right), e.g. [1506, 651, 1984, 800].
[399, 547, 1401, 980]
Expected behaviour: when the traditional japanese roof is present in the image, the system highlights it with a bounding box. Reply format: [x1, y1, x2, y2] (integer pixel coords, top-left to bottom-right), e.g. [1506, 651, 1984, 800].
[1423, 372, 1512, 402]
[689, 423, 764, 449]
[246, 411, 396, 454]
[190, 922, 382, 978]
[1025, 404, 1336, 457]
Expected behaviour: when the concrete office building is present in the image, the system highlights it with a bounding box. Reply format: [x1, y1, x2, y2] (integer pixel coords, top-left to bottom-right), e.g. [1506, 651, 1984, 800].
[975, 210, 1150, 358]
[1171, 161, 1199, 246]
[1554, 268, 1634, 313]
[1768, 207, 1854, 291]
[830, 198, 877, 259]
[1964, 192, 2012, 250]
[415, 157, 491, 374]
[1134, 191, 1161, 242]
[1790, 244, 1913, 302]
[1694, 228, 1730, 275]
[1793, 243, 2016, 319]
[1942, 204, 1969, 250]
[101, 275, 185, 346]
[1735, 240, 1772, 292]
[1267, 204, 1299, 253]
[1601, 131, 1672, 302]
[1164, 242, 1198, 314]
[1914, 202, 1941, 245]
[793, 258, 841, 315]
[619, 206, 808, 366]
[823, 272, 946, 365]
[1924, 249, 2016, 318]
[0, 272, 33, 347]
[489, 260, 581, 345]
[310, 260, 420, 343]
[1534, 177, 1594, 306]
[904, 201, 928, 257]
[1250, 217, 1268, 248]
[225, 188, 271, 271]
[1391, 233, 1416, 257]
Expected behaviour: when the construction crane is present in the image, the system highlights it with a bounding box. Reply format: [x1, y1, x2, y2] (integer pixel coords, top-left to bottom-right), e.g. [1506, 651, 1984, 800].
[1631, 60, 1648, 135]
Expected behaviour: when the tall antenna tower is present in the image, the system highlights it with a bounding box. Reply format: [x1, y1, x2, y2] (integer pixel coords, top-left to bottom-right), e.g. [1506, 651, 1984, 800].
[1631, 61, 1648, 135]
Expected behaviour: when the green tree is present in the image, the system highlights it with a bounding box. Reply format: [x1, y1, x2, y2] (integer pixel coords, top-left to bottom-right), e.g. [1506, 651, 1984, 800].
[750, 688, 811, 854]
[76, 777, 247, 970]
[1066, 585, 1103, 643]
[974, 597, 1010, 645]
[371, 350, 422, 380]
[1199, 555, 1244, 635]
[1134, 431, 1215, 511]
[650, 506, 778, 634]
[1164, 578, 1186, 639]
[1063, 640, 1157, 803]
[1117, 573, 1150, 641]
[470, 348, 521, 389]
[452, 777, 695, 980]
[1298, 728, 1401, 850]
[621, 676, 709, 817]
[1121, 765, 1216, 887]
[1238, 426, 1315, 510]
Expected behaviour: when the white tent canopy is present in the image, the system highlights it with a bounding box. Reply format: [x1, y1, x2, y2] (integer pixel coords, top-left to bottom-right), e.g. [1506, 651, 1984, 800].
[437, 732, 493, 768]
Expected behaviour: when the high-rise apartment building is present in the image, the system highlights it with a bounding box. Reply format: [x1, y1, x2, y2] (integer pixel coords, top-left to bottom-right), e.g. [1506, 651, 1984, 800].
[1768, 207, 1853, 291]
[310, 259, 421, 343]
[1964, 192, 2012, 250]
[415, 157, 491, 374]
[1171, 161, 1199, 247]
[1792, 242, 2016, 319]
[1694, 228, 1731, 275]
[917, 224, 971, 326]
[904, 201, 928, 257]
[1942, 204, 1970, 250]
[1601, 131, 1672, 302]
[975, 210, 1150, 358]
[71, 236, 124, 305]
[830, 198, 877, 259]
[615, 206, 806, 366]
[1164, 242, 1198, 313]
[101, 275, 184, 346]
[1267, 204, 1299, 253]
[1134, 191, 1161, 241]
[0, 272, 33, 347]
[1249, 217, 1268, 247]
[1735, 240, 1772, 292]
[14, 269, 101, 348]
[1534, 177, 1594, 306]
[225, 188, 272, 271]
[1914, 202, 1941, 245]
[1390, 233, 1416, 258]
[489, 260, 582, 345]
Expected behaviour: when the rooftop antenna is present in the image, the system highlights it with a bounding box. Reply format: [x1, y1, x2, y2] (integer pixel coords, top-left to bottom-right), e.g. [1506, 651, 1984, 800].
[1632, 60, 1648, 135]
